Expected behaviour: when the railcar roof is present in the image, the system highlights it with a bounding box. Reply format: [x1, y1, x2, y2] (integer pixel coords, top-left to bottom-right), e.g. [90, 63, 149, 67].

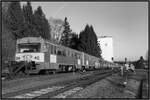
[17, 37, 44, 44]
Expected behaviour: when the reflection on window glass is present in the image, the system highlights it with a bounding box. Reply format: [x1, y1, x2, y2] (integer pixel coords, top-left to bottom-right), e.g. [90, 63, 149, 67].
[63, 50, 66, 56]
[57, 50, 61, 55]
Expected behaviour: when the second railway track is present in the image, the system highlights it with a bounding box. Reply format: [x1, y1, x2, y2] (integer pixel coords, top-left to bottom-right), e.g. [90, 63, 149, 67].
[2, 69, 117, 98]
[37, 70, 115, 98]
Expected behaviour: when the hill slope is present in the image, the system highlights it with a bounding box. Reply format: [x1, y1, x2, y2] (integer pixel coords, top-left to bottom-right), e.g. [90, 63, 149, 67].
[2, 3, 16, 69]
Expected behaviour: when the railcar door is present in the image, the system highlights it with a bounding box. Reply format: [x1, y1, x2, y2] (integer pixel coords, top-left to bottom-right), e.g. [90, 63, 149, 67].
[49, 44, 58, 70]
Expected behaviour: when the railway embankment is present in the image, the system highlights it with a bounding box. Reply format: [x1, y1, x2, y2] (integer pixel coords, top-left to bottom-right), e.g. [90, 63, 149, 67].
[71, 69, 148, 98]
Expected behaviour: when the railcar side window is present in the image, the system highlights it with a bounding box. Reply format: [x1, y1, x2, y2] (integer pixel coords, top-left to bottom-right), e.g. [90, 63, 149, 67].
[57, 48, 62, 56]
[18, 43, 41, 53]
[51, 45, 53, 54]
[46, 43, 50, 52]
[54, 46, 57, 54]
[63, 50, 66, 56]
[66, 50, 68, 56]
[69, 52, 72, 57]
[72, 52, 75, 58]
[57, 51, 61, 55]
[74, 53, 77, 59]
[77, 54, 80, 59]
[68, 51, 70, 57]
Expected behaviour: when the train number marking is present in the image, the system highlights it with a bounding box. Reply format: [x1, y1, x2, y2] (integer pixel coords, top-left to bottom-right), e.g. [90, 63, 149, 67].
[15, 53, 44, 62]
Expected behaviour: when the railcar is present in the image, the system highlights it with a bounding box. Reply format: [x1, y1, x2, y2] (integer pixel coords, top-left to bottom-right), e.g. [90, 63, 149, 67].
[15, 37, 117, 74]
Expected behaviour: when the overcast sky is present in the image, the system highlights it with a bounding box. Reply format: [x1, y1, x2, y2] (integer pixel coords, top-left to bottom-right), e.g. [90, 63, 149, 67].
[22, 2, 148, 61]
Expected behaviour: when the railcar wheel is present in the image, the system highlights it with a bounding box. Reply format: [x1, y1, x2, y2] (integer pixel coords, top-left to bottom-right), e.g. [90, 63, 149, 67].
[81, 66, 86, 72]
[52, 70, 56, 74]
[72, 65, 77, 72]
[65, 66, 69, 72]
[45, 70, 49, 75]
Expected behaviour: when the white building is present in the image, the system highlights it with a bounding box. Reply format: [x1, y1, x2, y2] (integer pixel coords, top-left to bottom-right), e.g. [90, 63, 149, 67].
[98, 36, 113, 62]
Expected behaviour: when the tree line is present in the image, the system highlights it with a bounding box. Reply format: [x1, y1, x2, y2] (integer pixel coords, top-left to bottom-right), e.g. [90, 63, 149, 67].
[59, 17, 102, 58]
[6, 2, 50, 40]
[4, 1, 102, 59]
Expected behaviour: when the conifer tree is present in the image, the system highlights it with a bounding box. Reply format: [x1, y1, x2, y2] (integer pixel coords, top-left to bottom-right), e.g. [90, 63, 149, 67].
[77, 24, 90, 52]
[69, 33, 79, 50]
[33, 6, 51, 40]
[78, 24, 102, 58]
[23, 1, 37, 37]
[60, 17, 72, 47]
[89, 25, 102, 58]
[7, 1, 25, 39]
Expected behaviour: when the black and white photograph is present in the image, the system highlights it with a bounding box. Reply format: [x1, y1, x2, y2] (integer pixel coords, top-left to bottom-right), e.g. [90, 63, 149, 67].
[1, 1, 149, 99]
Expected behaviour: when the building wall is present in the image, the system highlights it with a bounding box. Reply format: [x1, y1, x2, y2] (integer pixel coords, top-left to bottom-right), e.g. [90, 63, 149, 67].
[98, 36, 113, 62]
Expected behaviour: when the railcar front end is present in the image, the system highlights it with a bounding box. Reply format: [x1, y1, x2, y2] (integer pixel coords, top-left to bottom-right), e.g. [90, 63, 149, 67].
[15, 37, 49, 74]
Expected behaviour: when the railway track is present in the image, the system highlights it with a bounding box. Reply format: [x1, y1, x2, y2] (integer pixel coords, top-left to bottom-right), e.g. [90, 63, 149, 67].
[2, 68, 106, 81]
[2, 69, 116, 98]
[2, 69, 111, 89]
[38, 70, 115, 98]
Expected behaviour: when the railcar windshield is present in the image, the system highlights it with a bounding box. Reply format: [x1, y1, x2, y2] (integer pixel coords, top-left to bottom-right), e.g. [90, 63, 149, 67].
[17, 43, 41, 53]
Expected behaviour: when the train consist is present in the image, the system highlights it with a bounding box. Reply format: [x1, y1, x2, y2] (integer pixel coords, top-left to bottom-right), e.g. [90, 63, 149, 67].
[14, 37, 119, 74]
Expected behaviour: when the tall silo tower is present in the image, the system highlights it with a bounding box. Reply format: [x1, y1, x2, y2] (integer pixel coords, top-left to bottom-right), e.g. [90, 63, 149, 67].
[98, 36, 113, 62]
